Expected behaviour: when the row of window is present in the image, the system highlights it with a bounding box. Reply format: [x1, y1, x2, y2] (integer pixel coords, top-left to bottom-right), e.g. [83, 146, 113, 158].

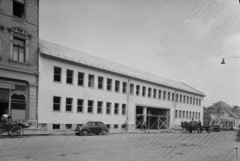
[53, 124, 125, 130]
[53, 96, 126, 115]
[53, 67, 202, 106]
[175, 110, 200, 120]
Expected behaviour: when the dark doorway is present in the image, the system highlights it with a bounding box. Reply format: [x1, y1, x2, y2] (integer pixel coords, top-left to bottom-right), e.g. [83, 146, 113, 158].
[0, 88, 9, 121]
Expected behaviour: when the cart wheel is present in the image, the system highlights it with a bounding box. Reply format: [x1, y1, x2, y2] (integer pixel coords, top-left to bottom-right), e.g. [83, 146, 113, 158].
[10, 126, 22, 138]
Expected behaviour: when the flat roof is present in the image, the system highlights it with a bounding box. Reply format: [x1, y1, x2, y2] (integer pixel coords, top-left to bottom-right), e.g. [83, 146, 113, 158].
[39, 39, 205, 96]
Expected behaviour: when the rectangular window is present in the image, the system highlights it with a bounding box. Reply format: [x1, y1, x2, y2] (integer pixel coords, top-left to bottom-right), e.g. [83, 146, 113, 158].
[187, 96, 189, 104]
[175, 110, 178, 118]
[176, 94, 178, 102]
[66, 98, 73, 112]
[53, 124, 60, 130]
[88, 100, 94, 113]
[172, 93, 174, 101]
[142, 86, 146, 97]
[190, 97, 192, 104]
[98, 76, 104, 89]
[53, 96, 61, 111]
[97, 101, 103, 114]
[66, 69, 73, 84]
[183, 111, 185, 119]
[13, 37, 25, 62]
[115, 80, 120, 92]
[136, 85, 140, 96]
[199, 99, 201, 106]
[198, 112, 200, 120]
[66, 124, 72, 129]
[186, 111, 188, 119]
[180, 95, 182, 103]
[13, 0, 25, 18]
[130, 84, 134, 95]
[183, 96, 186, 104]
[192, 112, 195, 120]
[54, 67, 61, 82]
[106, 102, 111, 114]
[122, 82, 127, 93]
[148, 88, 152, 98]
[163, 91, 166, 100]
[167, 92, 170, 101]
[158, 90, 162, 99]
[193, 98, 195, 105]
[78, 72, 84, 86]
[179, 110, 182, 118]
[153, 89, 157, 98]
[189, 111, 192, 120]
[196, 98, 198, 106]
[114, 103, 119, 115]
[77, 99, 83, 112]
[122, 104, 126, 115]
[107, 79, 112, 91]
[114, 124, 118, 129]
[88, 74, 94, 88]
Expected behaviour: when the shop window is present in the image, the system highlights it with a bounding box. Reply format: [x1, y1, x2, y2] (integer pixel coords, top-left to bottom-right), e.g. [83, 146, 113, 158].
[77, 99, 83, 113]
[114, 103, 119, 115]
[115, 80, 120, 92]
[136, 85, 140, 96]
[107, 79, 112, 91]
[97, 101, 103, 114]
[122, 82, 127, 93]
[106, 102, 111, 114]
[66, 98, 72, 112]
[53, 124, 60, 130]
[78, 72, 84, 86]
[88, 100, 93, 113]
[66, 69, 73, 84]
[122, 104, 126, 115]
[53, 96, 61, 111]
[13, 0, 25, 18]
[88, 75, 94, 88]
[54, 67, 61, 82]
[98, 76, 103, 89]
[13, 37, 25, 62]
[11, 94, 25, 110]
[66, 124, 72, 129]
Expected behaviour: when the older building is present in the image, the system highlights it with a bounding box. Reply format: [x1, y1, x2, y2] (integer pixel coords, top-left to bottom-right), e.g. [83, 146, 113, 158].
[38, 40, 205, 131]
[0, 0, 39, 127]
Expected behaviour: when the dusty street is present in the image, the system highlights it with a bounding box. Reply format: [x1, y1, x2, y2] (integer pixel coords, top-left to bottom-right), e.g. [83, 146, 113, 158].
[0, 131, 239, 161]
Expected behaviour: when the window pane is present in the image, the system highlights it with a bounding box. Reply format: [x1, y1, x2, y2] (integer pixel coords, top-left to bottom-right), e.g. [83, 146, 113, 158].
[19, 50, 24, 62]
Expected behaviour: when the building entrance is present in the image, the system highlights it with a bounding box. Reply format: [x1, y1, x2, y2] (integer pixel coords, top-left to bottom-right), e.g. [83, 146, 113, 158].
[136, 106, 170, 130]
[0, 88, 9, 121]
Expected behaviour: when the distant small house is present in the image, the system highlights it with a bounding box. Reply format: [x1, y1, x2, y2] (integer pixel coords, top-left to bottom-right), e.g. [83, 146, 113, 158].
[203, 101, 240, 129]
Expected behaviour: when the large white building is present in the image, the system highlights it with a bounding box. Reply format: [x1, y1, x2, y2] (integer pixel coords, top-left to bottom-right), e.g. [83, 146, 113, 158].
[38, 40, 205, 131]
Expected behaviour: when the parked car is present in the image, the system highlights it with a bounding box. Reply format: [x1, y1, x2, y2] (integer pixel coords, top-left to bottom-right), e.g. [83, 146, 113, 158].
[75, 121, 109, 136]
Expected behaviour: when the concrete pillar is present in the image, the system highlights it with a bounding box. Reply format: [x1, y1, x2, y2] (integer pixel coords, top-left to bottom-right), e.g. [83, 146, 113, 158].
[143, 107, 147, 122]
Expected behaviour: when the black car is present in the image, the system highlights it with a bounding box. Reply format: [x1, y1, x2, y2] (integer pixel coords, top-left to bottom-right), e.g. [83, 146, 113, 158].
[75, 121, 109, 136]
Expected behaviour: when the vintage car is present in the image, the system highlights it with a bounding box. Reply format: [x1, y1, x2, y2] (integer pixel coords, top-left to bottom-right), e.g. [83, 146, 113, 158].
[75, 121, 109, 136]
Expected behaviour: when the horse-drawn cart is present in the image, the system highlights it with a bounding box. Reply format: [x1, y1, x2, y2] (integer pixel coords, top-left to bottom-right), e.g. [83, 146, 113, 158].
[0, 114, 29, 138]
[181, 121, 211, 134]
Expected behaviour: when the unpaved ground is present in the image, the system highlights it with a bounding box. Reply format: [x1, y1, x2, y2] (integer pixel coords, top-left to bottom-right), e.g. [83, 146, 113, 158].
[0, 131, 239, 161]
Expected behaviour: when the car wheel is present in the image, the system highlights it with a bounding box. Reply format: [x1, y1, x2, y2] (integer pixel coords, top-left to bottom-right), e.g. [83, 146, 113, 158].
[102, 129, 108, 135]
[82, 130, 89, 136]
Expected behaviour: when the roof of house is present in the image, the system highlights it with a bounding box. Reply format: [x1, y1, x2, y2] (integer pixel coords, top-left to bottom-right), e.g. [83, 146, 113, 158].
[207, 101, 240, 119]
[39, 39, 205, 96]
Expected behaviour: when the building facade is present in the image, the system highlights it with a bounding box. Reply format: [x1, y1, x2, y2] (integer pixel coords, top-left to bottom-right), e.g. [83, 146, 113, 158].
[0, 0, 39, 127]
[38, 40, 205, 131]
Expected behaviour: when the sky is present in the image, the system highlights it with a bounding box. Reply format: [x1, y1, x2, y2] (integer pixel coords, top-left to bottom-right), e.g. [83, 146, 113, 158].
[40, 0, 240, 107]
